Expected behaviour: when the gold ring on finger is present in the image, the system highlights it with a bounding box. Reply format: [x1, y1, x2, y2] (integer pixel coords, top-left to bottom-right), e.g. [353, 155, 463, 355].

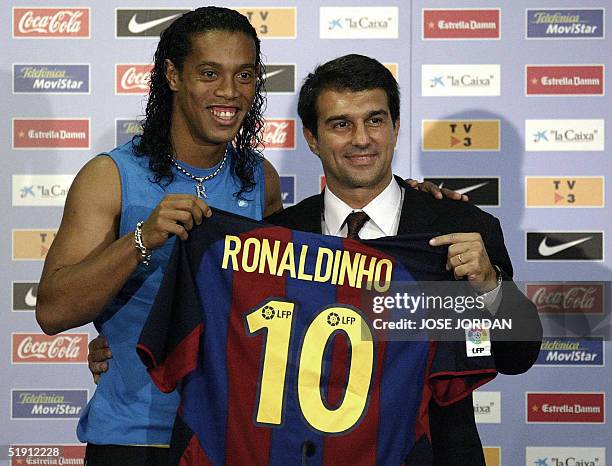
[458, 254, 463, 264]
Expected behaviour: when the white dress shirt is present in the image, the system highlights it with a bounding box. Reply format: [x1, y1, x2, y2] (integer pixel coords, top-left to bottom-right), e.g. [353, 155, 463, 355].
[322, 177, 501, 313]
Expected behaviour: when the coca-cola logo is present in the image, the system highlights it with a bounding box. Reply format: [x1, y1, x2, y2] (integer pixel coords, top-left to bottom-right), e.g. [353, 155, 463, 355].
[12, 333, 88, 363]
[116, 64, 152, 94]
[527, 283, 604, 314]
[261, 119, 296, 149]
[14, 8, 90, 38]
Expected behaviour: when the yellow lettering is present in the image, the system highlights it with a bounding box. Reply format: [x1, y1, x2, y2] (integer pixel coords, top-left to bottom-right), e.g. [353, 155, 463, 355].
[277, 242, 297, 278]
[222, 235, 241, 271]
[242, 237, 261, 273]
[357, 255, 377, 290]
[297, 245, 313, 281]
[374, 259, 393, 292]
[259, 239, 280, 275]
[331, 250, 343, 285]
[337, 251, 360, 288]
[314, 247, 334, 282]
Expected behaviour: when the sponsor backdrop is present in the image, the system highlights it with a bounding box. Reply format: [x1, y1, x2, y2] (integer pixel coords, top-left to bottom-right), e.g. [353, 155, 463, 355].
[1, 1, 610, 465]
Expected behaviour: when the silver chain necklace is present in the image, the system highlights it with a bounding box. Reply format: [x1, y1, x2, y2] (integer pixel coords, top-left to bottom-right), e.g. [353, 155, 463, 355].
[169, 148, 227, 199]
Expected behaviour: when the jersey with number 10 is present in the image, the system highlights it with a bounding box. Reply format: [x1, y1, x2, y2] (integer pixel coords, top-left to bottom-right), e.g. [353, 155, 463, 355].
[137, 210, 496, 465]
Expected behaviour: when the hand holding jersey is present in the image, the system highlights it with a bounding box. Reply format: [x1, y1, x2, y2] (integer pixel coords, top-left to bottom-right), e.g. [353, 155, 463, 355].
[140, 194, 212, 248]
[429, 232, 498, 294]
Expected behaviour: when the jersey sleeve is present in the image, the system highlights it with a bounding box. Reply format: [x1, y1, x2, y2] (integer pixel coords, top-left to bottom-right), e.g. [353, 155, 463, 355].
[137, 238, 204, 393]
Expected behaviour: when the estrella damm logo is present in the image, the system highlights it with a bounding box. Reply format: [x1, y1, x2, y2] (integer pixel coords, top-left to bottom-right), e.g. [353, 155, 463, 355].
[13, 118, 90, 149]
[12, 229, 57, 260]
[235, 8, 296, 38]
[422, 9, 500, 40]
[422, 120, 500, 151]
[525, 177, 604, 207]
[526, 65, 604, 95]
[526, 392, 605, 423]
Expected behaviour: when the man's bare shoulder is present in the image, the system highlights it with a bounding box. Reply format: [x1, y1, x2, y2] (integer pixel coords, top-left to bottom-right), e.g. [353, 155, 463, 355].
[67, 155, 121, 208]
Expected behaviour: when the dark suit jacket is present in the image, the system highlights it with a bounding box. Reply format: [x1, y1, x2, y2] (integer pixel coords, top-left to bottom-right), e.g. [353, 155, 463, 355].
[267, 176, 542, 465]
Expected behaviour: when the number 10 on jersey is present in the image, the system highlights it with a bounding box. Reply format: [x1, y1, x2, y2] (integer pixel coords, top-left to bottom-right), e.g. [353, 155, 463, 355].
[245, 299, 375, 434]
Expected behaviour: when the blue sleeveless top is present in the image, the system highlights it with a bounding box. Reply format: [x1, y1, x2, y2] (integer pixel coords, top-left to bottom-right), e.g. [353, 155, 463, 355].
[77, 140, 265, 445]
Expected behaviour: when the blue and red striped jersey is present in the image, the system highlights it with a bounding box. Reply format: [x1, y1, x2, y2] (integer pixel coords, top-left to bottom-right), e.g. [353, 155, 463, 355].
[138, 209, 496, 465]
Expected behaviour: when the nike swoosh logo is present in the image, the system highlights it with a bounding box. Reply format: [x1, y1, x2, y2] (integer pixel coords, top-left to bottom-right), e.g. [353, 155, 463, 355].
[538, 236, 592, 257]
[264, 69, 286, 79]
[128, 13, 182, 34]
[455, 182, 489, 195]
[25, 286, 37, 307]
[436, 181, 489, 195]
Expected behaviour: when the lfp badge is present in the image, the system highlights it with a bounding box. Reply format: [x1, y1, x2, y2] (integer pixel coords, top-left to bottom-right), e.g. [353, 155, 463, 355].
[466, 326, 491, 357]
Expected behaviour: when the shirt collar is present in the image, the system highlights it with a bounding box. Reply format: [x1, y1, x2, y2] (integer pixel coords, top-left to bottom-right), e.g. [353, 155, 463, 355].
[323, 177, 401, 236]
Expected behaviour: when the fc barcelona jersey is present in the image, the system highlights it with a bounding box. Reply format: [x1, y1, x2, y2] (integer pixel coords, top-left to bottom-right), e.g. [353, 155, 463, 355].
[137, 209, 497, 465]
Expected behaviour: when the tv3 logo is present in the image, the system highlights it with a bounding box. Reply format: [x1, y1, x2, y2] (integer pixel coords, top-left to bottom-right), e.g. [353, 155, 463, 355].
[450, 122, 474, 147]
[555, 180, 576, 203]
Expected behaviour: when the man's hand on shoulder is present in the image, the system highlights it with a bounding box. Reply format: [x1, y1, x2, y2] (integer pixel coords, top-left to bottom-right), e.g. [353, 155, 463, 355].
[405, 178, 469, 202]
[429, 232, 498, 294]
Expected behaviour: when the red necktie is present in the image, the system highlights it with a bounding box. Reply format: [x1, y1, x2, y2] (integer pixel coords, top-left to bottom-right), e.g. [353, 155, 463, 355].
[344, 211, 370, 239]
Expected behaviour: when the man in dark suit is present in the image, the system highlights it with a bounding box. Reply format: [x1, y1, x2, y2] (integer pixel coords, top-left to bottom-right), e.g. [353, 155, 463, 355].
[266, 54, 542, 465]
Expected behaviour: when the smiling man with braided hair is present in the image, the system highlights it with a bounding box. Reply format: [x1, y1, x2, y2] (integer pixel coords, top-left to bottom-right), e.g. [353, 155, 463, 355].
[36, 7, 282, 465]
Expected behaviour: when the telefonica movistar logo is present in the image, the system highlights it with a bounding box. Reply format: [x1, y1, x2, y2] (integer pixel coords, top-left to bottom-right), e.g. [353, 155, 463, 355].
[527, 9, 604, 39]
[536, 337, 604, 366]
[13, 64, 89, 94]
[11, 390, 88, 419]
[116, 119, 143, 146]
[320, 7, 398, 39]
